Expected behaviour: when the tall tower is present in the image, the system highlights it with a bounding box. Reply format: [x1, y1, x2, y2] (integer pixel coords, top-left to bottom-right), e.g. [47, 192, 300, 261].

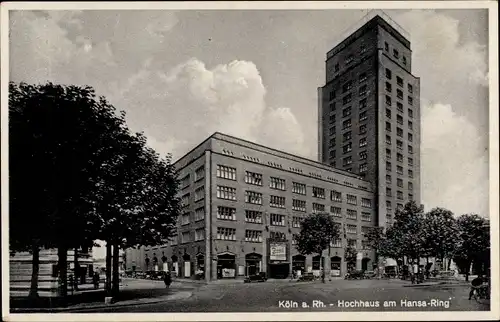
[318, 11, 421, 228]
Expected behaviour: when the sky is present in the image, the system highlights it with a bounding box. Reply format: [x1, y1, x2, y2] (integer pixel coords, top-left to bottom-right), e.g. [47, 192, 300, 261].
[9, 7, 490, 225]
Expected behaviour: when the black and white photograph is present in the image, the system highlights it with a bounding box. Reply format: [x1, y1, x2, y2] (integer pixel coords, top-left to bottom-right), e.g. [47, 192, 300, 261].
[1, 1, 498, 321]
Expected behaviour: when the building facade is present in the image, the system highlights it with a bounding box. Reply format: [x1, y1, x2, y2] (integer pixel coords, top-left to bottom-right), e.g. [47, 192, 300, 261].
[126, 133, 376, 281]
[318, 12, 421, 228]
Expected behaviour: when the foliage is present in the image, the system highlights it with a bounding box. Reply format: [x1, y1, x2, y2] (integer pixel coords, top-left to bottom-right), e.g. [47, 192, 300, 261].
[344, 246, 357, 265]
[294, 212, 340, 255]
[364, 226, 385, 264]
[421, 208, 458, 261]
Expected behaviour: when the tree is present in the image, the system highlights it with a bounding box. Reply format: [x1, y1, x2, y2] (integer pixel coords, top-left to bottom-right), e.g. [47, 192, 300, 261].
[294, 213, 340, 283]
[389, 201, 425, 263]
[364, 227, 386, 266]
[9, 82, 124, 301]
[344, 246, 357, 271]
[454, 214, 490, 281]
[421, 208, 458, 269]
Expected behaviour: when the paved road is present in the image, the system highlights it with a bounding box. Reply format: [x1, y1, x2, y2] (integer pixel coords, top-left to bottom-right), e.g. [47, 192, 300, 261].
[74, 279, 489, 312]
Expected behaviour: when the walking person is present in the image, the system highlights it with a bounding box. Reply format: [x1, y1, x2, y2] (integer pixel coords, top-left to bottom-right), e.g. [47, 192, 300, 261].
[164, 271, 172, 289]
[411, 261, 419, 284]
[93, 271, 100, 289]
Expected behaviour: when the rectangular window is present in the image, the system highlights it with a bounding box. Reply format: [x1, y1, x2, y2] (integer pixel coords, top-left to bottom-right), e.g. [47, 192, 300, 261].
[292, 216, 302, 228]
[194, 186, 205, 202]
[292, 182, 306, 195]
[386, 108, 392, 119]
[408, 169, 414, 178]
[342, 107, 352, 118]
[331, 190, 342, 202]
[334, 63, 340, 72]
[347, 239, 357, 249]
[312, 202, 326, 214]
[331, 238, 342, 248]
[397, 89, 403, 99]
[329, 138, 336, 147]
[270, 195, 286, 208]
[359, 124, 367, 134]
[181, 193, 190, 207]
[195, 228, 205, 241]
[361, 226, 371, 235]
[329, 114, 336, 124]
[397, 165, 403, 175]
[342, 80, 353, 93]
[343, 94, 352, 105]
[408, 96, 413, 105]
[346, 194, 357, 205]
[384, 42, 389, 51]
[181, 212, 190, 225]
[359, 84, 367, 96]
[397, 102, 403, 113]
[217, 206, 236, 221]
[342, 120, 351, 131]
[408, 120, 413, 130]
[312, 187, 325, 199]
[386, 174, 392, 184]
[397, 178, 403, 188]
[329, 126, 335, 135]
[408, 145, 413, 154]
[397, 140, 403, 150]
[362, 240, 370, 250]
[386, 95, 392, 106]
[360, 44, 367, 54]
[408, 108, 414, 118]
[408, 133, 413, 142]
[408, 157, 414, 166]
[359, 137, 367, 147]
[397, 127, 403, 137]
[345, 54, 354, 65]
[409, 193, 414, 201]
[170, 235, 178, 246]
[359, 111, 367, 122]
[386, 161, 392, 172]
[393, 49, 399, 58]
[343, 143, 352, 154]
[343, 156, 352, 166]
[181, 231, 191, 244]
[330, 206, 342, 217]
[270, 213, 286, 226]
[408, 182, 413, 190]
[397, 153, 403, 162]
[329, 150, 335, 158]
[217, 165, 236, 181]
[385, 68, 392, 79]
[408, 83, 413, 93]
[245, 210, 263, 224]
[386, 200, 392, 210]
[245, 230, 262, 243]
[292, 199, 306, 212]
[347, 224, 357, 234]
[397, 76, 403, 87]
[386, 148, 392, 159]
[270, 176, 286, 190]
[361, 198, 372, 208]
[386, 135, 392, 145]
[359, 72, 367, 83]
[270, 231, 286, 241]
[216, 227, 236, 241]
[359, 150, 367, 160]
[195, 207, 205, 221]
[359, 98, 367, 109]
[195, 166, 205, 182]
[329, 102, 336, 112]
[245, 171, 262, 186]
[180, 174, 191, 189]
[397, 191, 403, 200]
[346, 209, 358, 220]
[361, 212, 371, 222]
[245, 190, 262, 205]
[397, 114, 403, 125]
[386, 187, 392, 197]
[217, 186, 236, 201]
[385, 81, 392, 92]
[386, 121, 391, 132]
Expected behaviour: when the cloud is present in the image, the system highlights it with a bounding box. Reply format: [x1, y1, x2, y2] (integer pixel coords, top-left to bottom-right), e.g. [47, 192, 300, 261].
[421, 103, 489, 216]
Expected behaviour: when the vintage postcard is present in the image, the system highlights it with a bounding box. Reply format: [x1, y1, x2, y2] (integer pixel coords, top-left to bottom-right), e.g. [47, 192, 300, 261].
[1, 1, 498, 321]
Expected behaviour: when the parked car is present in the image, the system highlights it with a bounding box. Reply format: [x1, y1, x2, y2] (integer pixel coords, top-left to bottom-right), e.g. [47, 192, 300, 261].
[345, 270, 365, 280]
[135, 271, 146, 279]
[244, 272, 267, 283]
[298, 272, 315, 282]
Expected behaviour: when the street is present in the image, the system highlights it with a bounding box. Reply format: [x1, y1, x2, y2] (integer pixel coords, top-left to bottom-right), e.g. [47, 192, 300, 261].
[71, 279, 490, 312]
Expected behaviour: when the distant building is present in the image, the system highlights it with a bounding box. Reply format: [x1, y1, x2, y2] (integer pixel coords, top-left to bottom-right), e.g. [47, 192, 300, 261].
[318, 11, 421, 228]
[126, 132, 376, 281]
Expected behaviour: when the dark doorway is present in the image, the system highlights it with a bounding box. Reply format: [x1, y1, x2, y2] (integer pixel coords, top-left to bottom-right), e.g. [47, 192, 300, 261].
[292, 255, 306, 274]
[331, 256, 342, 277]
[182, 254, 191, 278]
[171, 255, 178, 277]
[217, 253, 236, 279]
[245, 253, 262, 276]
[362, 258, 371, 271]
[269, 263, 289, 279]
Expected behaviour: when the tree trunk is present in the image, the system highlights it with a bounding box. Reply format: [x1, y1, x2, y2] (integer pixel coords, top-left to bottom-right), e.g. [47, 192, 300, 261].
[464, 260, 471, 282]
[447, 257, 452, 271]
[57, 246, 68, 305]
[321, 253, 325, 283]
[73, 247, 79, 291]
[105, 241, 112, 296]
[28, 242, 40, 300]
[112, 242, 120, 299]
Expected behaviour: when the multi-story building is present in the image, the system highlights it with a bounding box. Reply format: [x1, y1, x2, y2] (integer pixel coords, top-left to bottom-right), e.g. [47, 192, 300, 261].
[126, 132, 376, 281]
[318, 11, 421, 228]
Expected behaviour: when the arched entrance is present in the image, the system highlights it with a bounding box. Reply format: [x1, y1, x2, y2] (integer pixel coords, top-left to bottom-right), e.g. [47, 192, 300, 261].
[292, 255, 306, 277]
[245, 253, 262, 276]
[182, 253, 191, 278]
[312, 255, 322, 277]
[171, 255, 178, 277]
[217, 253, 236, 279]
[330, 256, 342, 277]
[362, 257, 371, 271]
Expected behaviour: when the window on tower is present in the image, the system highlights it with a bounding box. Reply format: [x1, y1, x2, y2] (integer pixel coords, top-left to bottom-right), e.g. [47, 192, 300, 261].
[385, 68, 392, 79]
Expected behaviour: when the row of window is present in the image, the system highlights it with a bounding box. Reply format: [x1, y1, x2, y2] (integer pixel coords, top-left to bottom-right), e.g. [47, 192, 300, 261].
[385, 187, 414, 201]
[179, 166, 206, 190]
[386, 175, 414, 189]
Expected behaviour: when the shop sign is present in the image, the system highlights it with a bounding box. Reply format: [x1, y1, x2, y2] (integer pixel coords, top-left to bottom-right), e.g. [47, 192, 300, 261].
[270, 242, 287, 261]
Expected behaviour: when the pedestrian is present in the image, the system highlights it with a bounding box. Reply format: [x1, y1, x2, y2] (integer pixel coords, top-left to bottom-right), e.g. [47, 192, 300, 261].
[93, 271, 100, 289]
[411, 261, 419, 284]
[164, 271, 172, 288]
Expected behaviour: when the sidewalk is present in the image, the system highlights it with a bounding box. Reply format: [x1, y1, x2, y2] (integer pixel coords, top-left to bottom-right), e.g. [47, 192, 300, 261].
[10, 279, 195, 313]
